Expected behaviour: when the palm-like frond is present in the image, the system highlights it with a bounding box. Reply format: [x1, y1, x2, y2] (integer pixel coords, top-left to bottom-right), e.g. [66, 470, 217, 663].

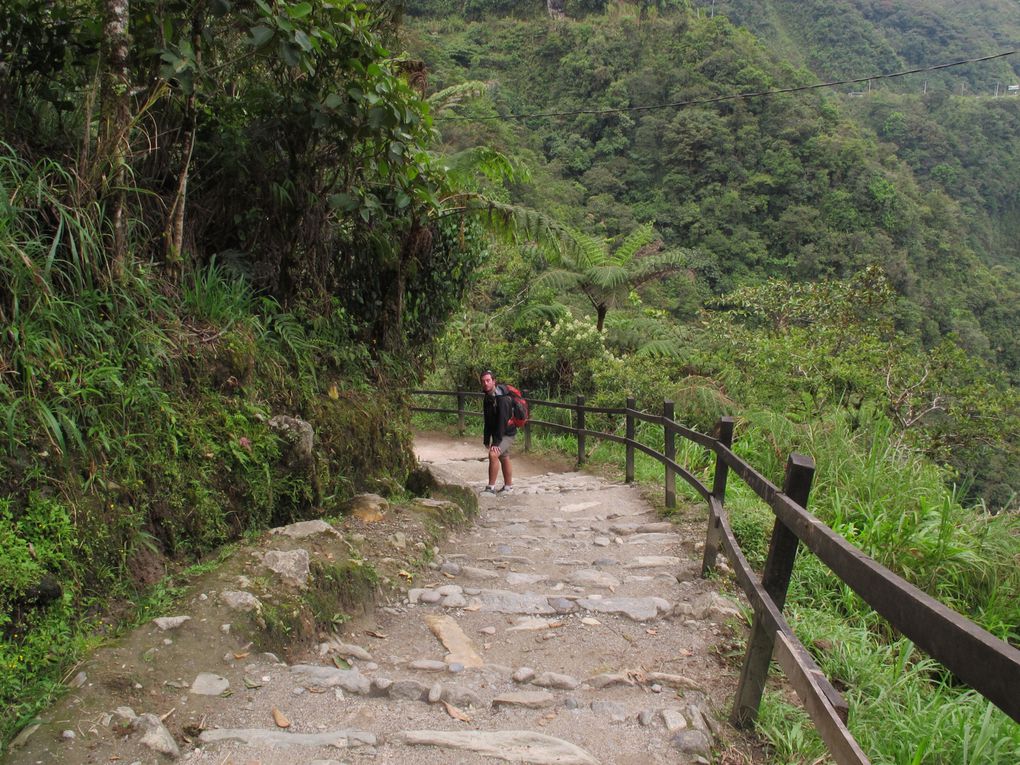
[533, 268, 585, 292]
[611, 223, 656, 265]
[628, 248, 694, 288]
[562, 228, 608, 270]
[435, 195, 581, 261]
[518, 301, 570, 325]
[428, 81, 492, 115]
[586, 264, 629, 292]
[606, 314, 687, 357]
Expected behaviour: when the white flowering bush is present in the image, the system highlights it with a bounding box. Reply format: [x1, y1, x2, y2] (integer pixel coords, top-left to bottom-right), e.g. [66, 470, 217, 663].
[527, 315, 610, 395]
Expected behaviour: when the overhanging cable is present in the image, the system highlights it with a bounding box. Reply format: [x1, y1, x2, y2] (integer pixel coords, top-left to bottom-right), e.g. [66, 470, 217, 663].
[436, 48, 1019, 122]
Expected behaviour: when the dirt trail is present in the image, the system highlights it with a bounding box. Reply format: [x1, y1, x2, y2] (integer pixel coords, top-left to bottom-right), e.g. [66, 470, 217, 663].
[3, 432, 754, 765]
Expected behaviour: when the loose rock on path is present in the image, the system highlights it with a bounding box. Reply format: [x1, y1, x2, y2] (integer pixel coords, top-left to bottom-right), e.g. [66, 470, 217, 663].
[3, 433, 754, 765]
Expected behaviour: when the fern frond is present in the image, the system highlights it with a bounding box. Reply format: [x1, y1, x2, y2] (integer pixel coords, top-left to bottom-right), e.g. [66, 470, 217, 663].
[518, 301, 570, 325]
[635, 338, 685, 358]
[587, 264, 629, 291]
[611, 223, 657, 265]
[564, 228, 609, 270]
[628, 249, 694, 288]
[533, 268, 584, 292]
[428, 80, 492, 115]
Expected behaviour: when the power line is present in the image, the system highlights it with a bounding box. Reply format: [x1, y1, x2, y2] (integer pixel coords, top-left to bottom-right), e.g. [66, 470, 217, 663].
[436, 48, 1019, 122]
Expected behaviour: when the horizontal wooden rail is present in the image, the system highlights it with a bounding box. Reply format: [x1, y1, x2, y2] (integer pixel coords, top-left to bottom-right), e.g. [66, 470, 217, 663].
[410, 388, 1020, 764]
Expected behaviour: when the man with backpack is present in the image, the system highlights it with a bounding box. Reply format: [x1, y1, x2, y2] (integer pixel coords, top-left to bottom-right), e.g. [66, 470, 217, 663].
[480, 369, 520, 495]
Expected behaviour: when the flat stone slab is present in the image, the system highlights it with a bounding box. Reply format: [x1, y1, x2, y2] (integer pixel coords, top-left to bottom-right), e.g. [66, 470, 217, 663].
[261, 548, 310, 588]
[558, 501, 602, 514]
[505, 572, 547, 586]
[219, 590, 261, 612]
[623, 556, 682, 569]
[624, 533, 677, 544]
[200, 728, 376, 748]
[576, 596, 672, 621]
[152, 616, 190, 631]
[476, 589, 558, 615]
[492, 691, 557, 709]
[424, 614, 484, 668]
[566, 570, 620, 589]
[290, 665, 371, 694]
[460, 566, 502, 581]
[270, 519, 339, 538]
[393, 730, 600, 765]
[190, 673, 229, 695]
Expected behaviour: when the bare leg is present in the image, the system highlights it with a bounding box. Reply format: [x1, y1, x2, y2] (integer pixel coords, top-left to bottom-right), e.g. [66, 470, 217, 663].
[488, 452, 500, 485]
[500, 456, 512, 487]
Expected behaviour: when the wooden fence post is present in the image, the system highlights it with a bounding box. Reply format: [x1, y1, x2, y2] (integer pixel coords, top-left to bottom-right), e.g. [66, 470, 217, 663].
[663, 400, 676, 510]
[456, 388, 465, 436]
[523, 389, 531, 453]
[702, 416, 735, 576]
[625, 397, 636, 484]
[731, 453, 815, 728]
[576, 396, 586, 467]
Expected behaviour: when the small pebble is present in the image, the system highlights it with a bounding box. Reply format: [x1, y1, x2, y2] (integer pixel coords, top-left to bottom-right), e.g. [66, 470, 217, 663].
[61, 730, 76, 741]
[447, 662, 465, 673]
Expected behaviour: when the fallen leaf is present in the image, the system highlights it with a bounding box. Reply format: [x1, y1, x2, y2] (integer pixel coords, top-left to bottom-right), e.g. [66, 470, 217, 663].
[442, 572, 455, 579]
[332, 656, 351, 669]
[365, 630, 387, 639]
[328, 384, 339, 399]
[398, 569, 414, 581]
[271, 707, 290, 728]
[646, 628, 658, 635]
[233, 652, 250, 660]
[307, 686, 326, 694]
[243, 677, 262, 689]
[443, 701, 471, 722]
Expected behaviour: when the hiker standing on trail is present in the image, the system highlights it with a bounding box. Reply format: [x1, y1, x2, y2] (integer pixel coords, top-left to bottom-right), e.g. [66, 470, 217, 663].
[481, 370, 515, 495]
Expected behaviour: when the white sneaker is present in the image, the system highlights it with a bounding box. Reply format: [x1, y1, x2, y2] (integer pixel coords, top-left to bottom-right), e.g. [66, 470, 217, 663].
[498, 486, 514, 495]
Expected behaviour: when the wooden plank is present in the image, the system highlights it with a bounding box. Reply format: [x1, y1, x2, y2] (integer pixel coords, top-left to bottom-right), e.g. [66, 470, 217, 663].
[770, 494, 1020, 723]
[713, 502, 850, 722]
[664, 400, 676, 510]
[733, 455, 815, 726]
[715, 443, 781, 501]
[663, 418, 718, 449]
[774, 632, 870, 765]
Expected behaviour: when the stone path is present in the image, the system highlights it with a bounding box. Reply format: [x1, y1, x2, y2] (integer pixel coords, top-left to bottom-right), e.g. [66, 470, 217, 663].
[3, 433, 750, 765]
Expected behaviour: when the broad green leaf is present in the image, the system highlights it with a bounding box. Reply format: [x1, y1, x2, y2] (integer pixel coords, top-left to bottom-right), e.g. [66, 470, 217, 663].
[249, 25, 273, 47]
[287, 2, 313, 18]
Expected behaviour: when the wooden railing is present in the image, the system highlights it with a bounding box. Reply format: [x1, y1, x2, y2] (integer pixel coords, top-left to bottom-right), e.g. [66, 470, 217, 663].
[411, 389, 1020, 764]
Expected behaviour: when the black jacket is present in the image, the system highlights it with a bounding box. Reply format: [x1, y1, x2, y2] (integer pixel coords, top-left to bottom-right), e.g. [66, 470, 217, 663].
[483, 385, 518, 448]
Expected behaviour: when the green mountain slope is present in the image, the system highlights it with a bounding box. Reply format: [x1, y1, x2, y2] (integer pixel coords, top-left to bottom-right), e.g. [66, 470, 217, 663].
[406, 7, 1020, 374]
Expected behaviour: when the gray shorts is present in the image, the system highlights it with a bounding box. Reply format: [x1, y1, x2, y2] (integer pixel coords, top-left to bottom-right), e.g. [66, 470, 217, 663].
[492, 434, 514, 457]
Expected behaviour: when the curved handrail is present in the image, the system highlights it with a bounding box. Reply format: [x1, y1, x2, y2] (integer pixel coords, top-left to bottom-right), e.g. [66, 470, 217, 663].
[410, 388, 1020, 765]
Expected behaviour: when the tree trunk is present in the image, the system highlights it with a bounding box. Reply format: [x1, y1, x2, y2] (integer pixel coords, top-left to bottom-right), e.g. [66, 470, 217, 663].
[164, 3, 204, 272]
[596, 304, 608, 333]
[547, 0, 566, 18]
[101, 0, 131, 280]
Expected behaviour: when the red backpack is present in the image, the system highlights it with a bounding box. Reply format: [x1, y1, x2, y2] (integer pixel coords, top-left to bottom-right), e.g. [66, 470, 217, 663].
[498, 384, 529, 428]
